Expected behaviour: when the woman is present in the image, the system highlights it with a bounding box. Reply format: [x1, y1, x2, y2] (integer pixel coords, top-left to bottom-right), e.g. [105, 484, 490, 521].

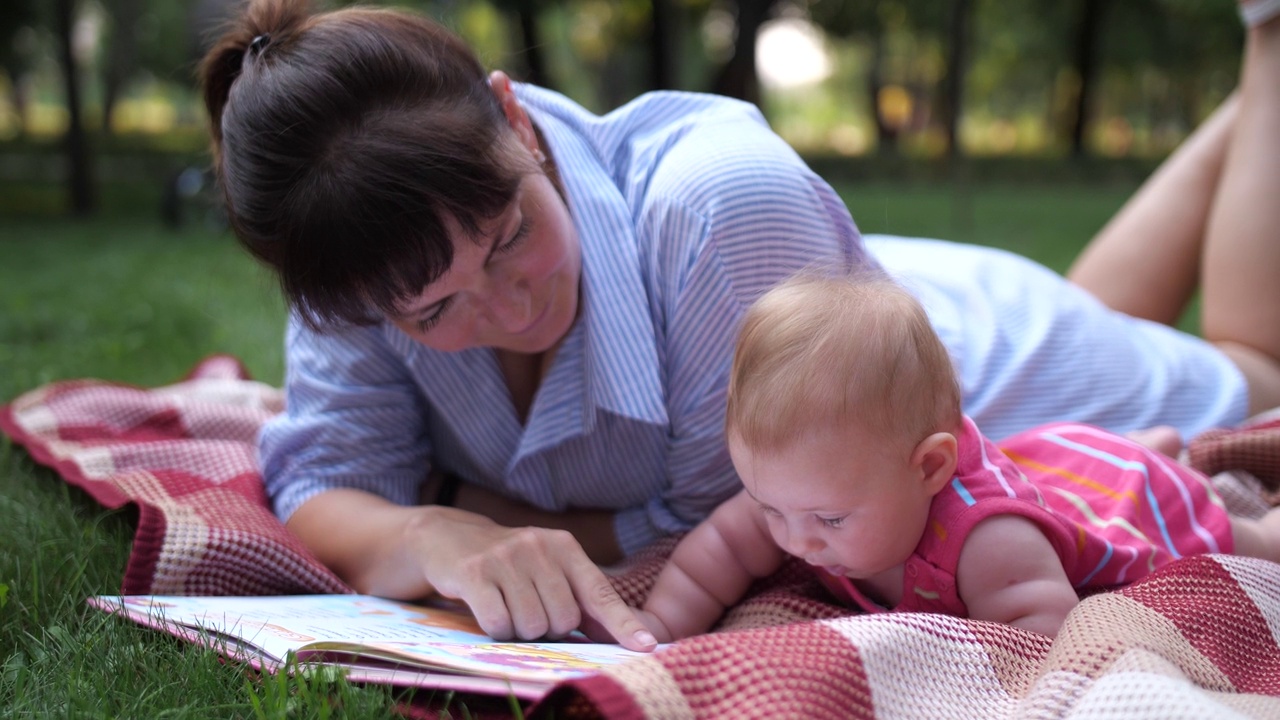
[200, 0, 1280, 648]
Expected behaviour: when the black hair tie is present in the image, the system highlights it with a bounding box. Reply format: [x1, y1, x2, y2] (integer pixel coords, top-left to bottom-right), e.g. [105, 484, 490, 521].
[248, 33, 271, 57]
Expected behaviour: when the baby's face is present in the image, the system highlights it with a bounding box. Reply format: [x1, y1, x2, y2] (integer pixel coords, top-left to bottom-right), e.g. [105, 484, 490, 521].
[729, 426, 935, 581]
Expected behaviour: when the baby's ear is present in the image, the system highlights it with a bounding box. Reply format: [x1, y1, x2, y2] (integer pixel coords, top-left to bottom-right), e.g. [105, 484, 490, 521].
[912, 432, 957, 496]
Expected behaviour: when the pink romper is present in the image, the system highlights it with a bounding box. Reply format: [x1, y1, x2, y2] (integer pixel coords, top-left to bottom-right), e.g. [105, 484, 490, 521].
[822, 417, 1233, 616]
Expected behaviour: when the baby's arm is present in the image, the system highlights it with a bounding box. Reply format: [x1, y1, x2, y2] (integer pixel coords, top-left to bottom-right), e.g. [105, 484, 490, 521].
[955, 515, 1080, 637]
[640, 490, 785, 642]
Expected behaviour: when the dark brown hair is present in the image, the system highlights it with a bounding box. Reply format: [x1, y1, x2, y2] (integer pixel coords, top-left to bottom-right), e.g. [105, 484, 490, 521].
[200, 0, 527, 329]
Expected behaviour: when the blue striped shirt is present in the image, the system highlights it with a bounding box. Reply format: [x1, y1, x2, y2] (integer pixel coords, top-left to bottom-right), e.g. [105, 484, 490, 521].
[260, 86, 865, 553]
[866, 235, 1247, 441]
[260, 87, 1248, 556]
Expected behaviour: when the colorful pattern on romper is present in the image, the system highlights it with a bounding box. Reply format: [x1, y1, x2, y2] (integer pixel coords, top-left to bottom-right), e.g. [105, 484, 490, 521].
[999, 421, 1233, 583]
[822, 416, 1234, 618]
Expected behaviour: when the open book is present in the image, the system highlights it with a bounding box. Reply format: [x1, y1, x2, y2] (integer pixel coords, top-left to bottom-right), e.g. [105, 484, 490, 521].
[90, 593, 657, 700]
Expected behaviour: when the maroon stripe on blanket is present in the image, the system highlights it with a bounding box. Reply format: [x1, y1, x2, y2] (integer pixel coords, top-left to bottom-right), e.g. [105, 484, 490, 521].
[536, 675, 649, 720]
[672, 623, 872, 718]
[0, 397, 133, 508]
[1120, 555, 1280, 694]
[124, 501, 168, 594]
[59, 407, 188, 444]
[547, 621, 872, 720]
[1189, 417, 1280, 491]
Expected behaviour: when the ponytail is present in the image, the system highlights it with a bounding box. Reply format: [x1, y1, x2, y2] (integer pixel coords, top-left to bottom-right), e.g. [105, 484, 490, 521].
[198, 0, 310, 155]
[194, 0, 528, 331]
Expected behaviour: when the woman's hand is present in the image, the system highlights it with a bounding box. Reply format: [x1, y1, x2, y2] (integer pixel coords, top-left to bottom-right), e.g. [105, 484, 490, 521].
[288, 489, 656, 651]
[422, 472, 624, 565]
[409, 505, 657, 650]
[580, 607, 672, 649]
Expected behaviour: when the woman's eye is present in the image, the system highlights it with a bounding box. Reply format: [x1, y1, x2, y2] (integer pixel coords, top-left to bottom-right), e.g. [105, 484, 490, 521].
[494, 217, 532, 256]
[819, 516, 847, 528]
[415, 299, 450, 332]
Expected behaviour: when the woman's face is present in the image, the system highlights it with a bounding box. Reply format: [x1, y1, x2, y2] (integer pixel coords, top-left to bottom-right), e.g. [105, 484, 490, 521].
[387, 169, 582, 355]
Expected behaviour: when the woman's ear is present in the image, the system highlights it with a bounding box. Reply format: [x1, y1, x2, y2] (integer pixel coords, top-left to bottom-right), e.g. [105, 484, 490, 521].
[911, 432, 958, 496]
[488, 70, 539, 154]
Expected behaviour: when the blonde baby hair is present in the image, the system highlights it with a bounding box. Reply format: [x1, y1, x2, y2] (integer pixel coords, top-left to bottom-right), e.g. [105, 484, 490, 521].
[726, 269, 962, 453]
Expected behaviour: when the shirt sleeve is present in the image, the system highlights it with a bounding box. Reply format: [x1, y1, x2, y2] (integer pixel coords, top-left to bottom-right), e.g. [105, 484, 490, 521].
[612, 113, 868, 553]
[259, 315, 433, 521]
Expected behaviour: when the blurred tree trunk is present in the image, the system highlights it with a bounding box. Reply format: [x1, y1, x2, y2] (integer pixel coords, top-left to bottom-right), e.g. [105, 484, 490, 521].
[55, 0, 94, 217]
[6, 79, 28, 136]
[1, 66, 29, 136]
[712, 0, 774, 104]
[1, 0, 38, 137]
[102, 0, 141, 134]
[511, 0, 548, 87]
[867, 38, 897, 154]
[1066, 0, 1107, 157]
[941, 0, 971, 159]
[649, 0, 675, 90]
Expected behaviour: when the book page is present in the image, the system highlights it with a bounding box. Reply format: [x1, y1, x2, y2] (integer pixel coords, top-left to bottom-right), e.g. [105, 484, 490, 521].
[91, 594, 653, 684]
[333, 639, 653, 683]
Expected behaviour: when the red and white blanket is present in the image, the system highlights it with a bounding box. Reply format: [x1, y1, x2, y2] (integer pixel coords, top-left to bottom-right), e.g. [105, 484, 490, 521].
[4, 355, 1280, 719]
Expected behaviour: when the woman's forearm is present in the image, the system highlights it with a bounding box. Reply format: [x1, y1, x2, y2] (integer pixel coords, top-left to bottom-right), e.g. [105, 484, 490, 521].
[286, 488, 446, 598]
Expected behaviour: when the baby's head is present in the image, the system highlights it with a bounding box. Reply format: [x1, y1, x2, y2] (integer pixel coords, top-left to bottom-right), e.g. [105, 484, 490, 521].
[724, 271, 964, 575]
[727, 270, 962, 455]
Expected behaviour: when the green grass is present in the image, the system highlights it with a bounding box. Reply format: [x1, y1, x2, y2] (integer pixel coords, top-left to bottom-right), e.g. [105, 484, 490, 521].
[843, 181, 1129, 271]
[0, 220, 407, 717]
[0, 179, 1137, 717]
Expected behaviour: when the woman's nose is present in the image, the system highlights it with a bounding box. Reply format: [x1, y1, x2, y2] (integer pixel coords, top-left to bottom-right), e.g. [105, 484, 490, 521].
[483, 282, 532, 332]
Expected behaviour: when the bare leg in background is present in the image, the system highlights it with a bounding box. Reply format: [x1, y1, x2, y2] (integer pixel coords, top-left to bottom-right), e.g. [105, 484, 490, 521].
[1069, 14, 1280, 416]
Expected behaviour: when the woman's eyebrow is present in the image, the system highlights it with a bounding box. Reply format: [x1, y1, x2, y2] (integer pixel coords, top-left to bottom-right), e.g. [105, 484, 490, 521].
[482, 200, 523, 262]
[391, 288, 449, 322]
[390, 300, 441, 323]
[481, 221, 508, 263]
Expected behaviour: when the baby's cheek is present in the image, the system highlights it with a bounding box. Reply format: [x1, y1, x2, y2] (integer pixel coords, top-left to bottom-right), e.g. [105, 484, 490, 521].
[764, 517, 791, 555]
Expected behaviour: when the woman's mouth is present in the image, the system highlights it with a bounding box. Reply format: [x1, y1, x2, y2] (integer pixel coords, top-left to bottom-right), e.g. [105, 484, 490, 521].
[514, 300, 548, 337]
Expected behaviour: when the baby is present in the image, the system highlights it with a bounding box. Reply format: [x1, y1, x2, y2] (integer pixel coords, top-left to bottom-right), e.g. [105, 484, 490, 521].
[635, 272, 1280, 640]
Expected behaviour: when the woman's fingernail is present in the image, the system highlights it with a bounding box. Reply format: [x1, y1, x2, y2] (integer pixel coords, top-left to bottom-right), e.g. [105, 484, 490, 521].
[634, 630, 657, 648]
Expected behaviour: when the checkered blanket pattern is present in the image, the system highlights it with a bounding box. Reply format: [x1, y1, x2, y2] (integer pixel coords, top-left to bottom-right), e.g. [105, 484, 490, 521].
[0, 355, 349, 596]
[543, 552, 1280, 719]
[1190, 412, 1280, 499]
[4, 355, 1280, 718]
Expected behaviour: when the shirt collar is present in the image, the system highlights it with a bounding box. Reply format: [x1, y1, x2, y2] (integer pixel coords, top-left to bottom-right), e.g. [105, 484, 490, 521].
[521, 86, 668, 429]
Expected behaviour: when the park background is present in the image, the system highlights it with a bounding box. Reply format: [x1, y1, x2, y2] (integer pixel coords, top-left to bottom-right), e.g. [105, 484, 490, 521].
[0, 0, 1243, 716]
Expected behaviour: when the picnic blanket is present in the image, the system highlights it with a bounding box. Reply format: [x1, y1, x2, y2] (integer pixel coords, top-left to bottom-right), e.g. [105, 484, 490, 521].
[4, 355, 1280, 719]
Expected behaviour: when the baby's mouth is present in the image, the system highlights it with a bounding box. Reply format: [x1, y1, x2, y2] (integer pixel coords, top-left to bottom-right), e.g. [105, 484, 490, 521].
[809, 561, 849, 577]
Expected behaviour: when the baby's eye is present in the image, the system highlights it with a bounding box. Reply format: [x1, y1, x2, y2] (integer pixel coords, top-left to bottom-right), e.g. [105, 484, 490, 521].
[819, 515, 847, 528]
